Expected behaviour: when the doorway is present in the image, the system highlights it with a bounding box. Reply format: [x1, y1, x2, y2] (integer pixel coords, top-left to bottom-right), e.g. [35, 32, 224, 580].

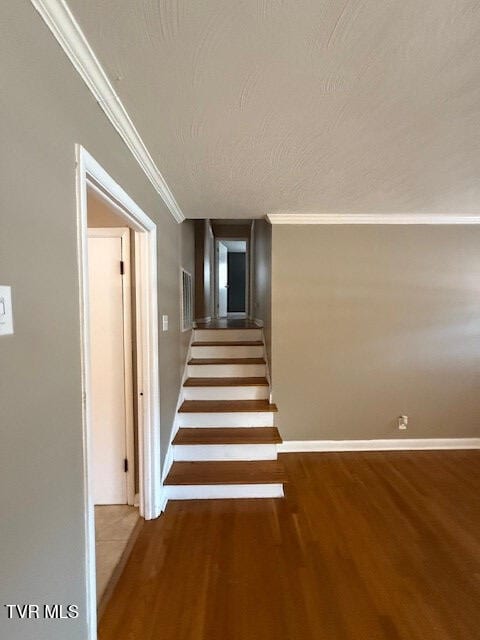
[215, 239, 248, 318]
[86, 195, 142, 617]
[77, 146, 161, 639]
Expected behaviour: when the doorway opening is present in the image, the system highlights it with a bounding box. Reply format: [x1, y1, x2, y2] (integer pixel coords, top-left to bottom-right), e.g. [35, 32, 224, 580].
[87, 196, 140, 614]
[215, 239, 248, 318]
[76, 147, 161, 639]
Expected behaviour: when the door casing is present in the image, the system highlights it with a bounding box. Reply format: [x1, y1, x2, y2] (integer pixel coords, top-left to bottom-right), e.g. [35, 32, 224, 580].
[76, 146, 161, 640]
[214, 237, 250, 318]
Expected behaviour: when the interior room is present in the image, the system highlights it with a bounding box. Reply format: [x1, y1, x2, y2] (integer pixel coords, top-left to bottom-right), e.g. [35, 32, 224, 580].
[2, 2, 480, 640]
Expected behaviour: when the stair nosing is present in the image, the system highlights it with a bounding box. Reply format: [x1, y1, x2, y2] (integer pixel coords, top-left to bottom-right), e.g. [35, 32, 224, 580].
[173, 427, 282, 446]
[179, 400, 278, 413]
[184, 377, 269, 387]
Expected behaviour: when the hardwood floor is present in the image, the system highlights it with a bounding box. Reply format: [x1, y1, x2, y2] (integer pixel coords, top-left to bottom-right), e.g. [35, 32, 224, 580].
[98, 451, 480, 640]
[195, 318, 260, 329]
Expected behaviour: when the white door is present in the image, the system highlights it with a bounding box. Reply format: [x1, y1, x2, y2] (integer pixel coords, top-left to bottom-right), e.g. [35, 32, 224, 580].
[218, 241, 228, 318]
[88, 230, 131, 504]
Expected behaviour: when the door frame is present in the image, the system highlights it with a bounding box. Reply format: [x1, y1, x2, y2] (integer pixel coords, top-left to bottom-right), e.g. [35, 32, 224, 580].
[76, 146, 161, 639]
[87, 227, 135, 506]
[214, 237, 250, 318]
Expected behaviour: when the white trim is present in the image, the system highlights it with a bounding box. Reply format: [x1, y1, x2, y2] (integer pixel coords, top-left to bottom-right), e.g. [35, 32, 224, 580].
[77, 146, 161, 640]
[158, 328, 195, 511]
[180, 268, 193, 332]
[267, 213, 480, 225]
[31, 0, 184, 223]
[214, 236, 250, 317]
[173, 444, 277, 461]
[164, 483, 284, 500]
[76, 147, 97, 640]
[278, 438, 480, 453]
[87, 227, 136, 506]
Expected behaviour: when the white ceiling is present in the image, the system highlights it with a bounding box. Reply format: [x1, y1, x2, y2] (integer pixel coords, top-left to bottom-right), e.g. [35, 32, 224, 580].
[68, 1, 480, 219]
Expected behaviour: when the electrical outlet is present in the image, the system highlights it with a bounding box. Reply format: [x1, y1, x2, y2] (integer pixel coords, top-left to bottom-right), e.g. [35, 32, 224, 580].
[0, 285, 14, 336]
[162, 315, 168, 331]
[398, 415, 408, 430]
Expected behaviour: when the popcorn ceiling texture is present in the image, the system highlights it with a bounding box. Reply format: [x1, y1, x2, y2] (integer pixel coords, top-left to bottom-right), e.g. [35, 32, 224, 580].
[70, 0, 480, 218]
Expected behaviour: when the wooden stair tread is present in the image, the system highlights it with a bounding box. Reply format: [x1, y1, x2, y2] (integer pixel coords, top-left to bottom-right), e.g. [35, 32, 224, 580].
[173, 427, 282, 445]
[164, 460, 287, 485]
[179, 400, 278, 413]
[184, 377, 268, 387]
[188, 358, 265, 365]
[192, 341, 263, 346]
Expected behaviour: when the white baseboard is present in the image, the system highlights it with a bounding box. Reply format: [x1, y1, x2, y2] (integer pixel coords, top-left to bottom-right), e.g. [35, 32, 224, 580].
[278, 438, 480, 453]
[164, 483, 284, 500]
[195, 316, 211, 324]
[158, 488, 169, 513]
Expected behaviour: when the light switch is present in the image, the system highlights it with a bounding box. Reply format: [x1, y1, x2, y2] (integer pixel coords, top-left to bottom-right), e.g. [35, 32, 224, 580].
[162, 315, 169, 331]
[0, 286, 14, 336]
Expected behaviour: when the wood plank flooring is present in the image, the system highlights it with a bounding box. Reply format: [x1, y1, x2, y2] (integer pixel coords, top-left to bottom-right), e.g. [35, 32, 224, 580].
[98, 451, 480, 640]
[195, 318, 260, 330]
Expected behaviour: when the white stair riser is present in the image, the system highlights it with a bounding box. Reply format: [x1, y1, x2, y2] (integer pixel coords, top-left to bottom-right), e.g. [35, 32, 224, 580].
[173, 444, 277, 461]
[177, 411, 275, 427]
[183, 386, 268, 401]
[191, 345, 263, 358]
[194, 329, 262, 342]
[188, 364, 266, 377]
[164, 483, 284, 500]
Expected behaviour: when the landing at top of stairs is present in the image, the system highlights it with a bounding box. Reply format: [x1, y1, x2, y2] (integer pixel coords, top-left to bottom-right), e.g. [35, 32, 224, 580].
[192, 340, 263, 347]
[188, 357, 265, 365]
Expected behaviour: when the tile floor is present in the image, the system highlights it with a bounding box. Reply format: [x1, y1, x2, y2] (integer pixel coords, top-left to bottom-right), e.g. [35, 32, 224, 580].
[95, 505, 139, 603]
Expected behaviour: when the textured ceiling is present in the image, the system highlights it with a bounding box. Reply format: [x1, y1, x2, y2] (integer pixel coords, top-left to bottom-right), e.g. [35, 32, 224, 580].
[68, 1, 480, 219]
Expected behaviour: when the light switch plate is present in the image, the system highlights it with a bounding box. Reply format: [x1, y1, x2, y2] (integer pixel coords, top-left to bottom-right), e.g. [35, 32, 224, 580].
[0, 286, 14, 335]
[162, 315, 168, 331]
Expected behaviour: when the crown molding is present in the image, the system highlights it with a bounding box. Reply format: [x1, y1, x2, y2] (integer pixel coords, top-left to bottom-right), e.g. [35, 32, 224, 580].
[31, 0, 185, 223]
[267, 213, 480, 225]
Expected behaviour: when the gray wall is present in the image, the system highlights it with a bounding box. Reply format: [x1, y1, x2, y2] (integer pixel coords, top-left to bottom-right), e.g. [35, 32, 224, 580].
[0, 3, 192, 639]
[272, 225, 480, 441]
[252, 219, 272, 366]
[194, 219, 214, 321]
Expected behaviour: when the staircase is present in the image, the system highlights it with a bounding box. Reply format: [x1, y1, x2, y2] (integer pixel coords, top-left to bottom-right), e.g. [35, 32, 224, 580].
[164, 325, 286, 500]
